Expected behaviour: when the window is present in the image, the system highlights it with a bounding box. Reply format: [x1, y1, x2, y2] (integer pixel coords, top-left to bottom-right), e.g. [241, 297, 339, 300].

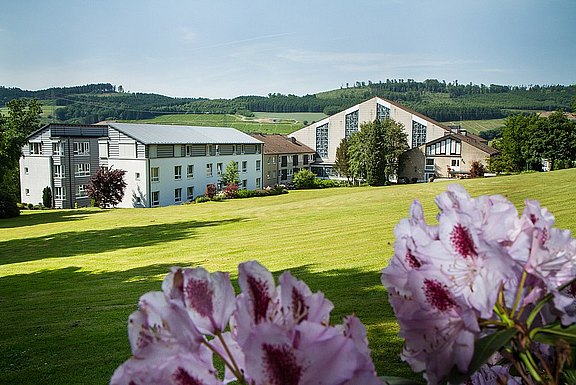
[75, 184, 88, 198]
[256, 178, 261, 189]
[29, 142, 42, 155]
[451, 159, 460, 167]
[217, 163, 223, 176]
[151, 167, 159, 182]
[316, 123, 329, 158]
[425, 158, 434, 171]
[174, 188, 182, 203]
[54, 187, 65, 200]
[281, 156, 287, 167]
[52, 142, 63, 155]
[151, 191, 160, 207]
[206, 163, 213, 177]
[292, 155, 299, 166]
[377, 103, 391, 120]
[303, 155, 309, 165]
[345, 110, 359, 138]
[412, 121, 427, 148]
[242, 161, 247, 173]
[75, 163, 90, 176]
[174, 165, 182, 180]
[73, 141, 90, 155]
[256, 160, 261, 171]
[24, 167, 29, 175]
[187, 164, 194, 178]
[266, 172, 271, 180]
[187, 186, 194, 200]
[25, 188, 30, 196]
[53, 165, 65, 178]
[135, 172, 141, 181]
[242, 179, 247, 189]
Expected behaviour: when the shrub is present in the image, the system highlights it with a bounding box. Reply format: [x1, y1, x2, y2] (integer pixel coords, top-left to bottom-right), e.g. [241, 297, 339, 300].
[205, 184, 217, 199]
[293, 169, 317, 189]
[469, 161, 486, 178]
[87, 167, 127, 208]
[223, 183, 239, 199]
[194, 195, 211, 204]
[27, 203, 34, 210]
[0, 191, 20, 218]
[42, 186, 53, 208]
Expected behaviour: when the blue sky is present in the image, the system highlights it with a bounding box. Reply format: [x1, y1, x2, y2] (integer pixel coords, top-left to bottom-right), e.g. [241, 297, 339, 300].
[1, 0, 574, 98]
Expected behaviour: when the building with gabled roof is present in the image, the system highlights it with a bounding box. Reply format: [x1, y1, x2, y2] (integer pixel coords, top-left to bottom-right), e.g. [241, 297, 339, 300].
[288, 97, 498, 181]
[20, 122, 263, 208]
[249, 133, 316, 187]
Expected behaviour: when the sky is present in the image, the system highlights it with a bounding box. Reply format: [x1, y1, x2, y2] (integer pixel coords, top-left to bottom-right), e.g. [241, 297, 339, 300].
[1, 0, 575, 99]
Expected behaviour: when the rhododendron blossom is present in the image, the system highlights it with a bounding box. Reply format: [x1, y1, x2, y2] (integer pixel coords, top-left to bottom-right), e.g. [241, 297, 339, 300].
[111, 261, 382, 385]
[382, 185, 576, 385]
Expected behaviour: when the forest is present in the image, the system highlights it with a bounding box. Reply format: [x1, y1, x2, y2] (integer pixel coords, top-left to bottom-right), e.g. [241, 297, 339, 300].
[1, 80, 574, 124]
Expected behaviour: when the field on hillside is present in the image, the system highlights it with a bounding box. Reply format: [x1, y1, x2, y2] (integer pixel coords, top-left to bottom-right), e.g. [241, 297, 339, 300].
[1, 170, 576, 384]
[127, 113, 304, 134]
[443, 118, 505, 134]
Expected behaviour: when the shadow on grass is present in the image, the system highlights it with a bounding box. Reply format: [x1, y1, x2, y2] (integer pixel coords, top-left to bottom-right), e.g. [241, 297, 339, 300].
[0, 217, 245, 265]
[0, 262, 415, 385]
[0, 209, 106, 229]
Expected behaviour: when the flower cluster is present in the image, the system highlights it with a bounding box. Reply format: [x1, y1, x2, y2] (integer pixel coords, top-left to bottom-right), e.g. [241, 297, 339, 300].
[111, 261, 382, 385]
[381, 185, 576, 384]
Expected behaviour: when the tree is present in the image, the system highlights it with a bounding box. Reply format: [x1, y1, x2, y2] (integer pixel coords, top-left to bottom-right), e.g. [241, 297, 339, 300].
[498, 114, 540, 172]
[221, 161, 240, 186]
[87, 167, 127, 208]
[528, 111, 576, 171]
[381, 118, 409, 181]
[42, 186, 53, 208]
[334, 138, 351, 182]
[0, 99, 42, 198]
[293, 169, 317, 189]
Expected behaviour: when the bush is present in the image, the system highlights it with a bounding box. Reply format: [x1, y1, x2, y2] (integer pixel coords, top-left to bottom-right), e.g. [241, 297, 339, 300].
[223, 183, 239, 199]
[469, 161, 486, 178]
[194, 195, 211, 204]
[0, 191, 20, 218]
[293, 169, 317, 189]
[205, 184, 217, 199]
[27, 203, 34, 210]
[236, 189, 259, 199]
[42, 186, 53, 208]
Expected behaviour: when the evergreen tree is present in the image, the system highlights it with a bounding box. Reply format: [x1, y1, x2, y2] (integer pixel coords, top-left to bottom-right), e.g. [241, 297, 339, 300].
[221, 161, 240, 186]
[334, 138, 351, 182]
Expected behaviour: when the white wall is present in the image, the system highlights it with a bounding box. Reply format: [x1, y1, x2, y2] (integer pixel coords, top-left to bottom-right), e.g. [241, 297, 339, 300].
[110, 159, 148, 208]
[20, 157, 52, 205]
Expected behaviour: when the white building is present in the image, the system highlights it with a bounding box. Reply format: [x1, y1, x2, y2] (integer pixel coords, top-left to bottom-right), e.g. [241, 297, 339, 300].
[20, 123, 263, 208]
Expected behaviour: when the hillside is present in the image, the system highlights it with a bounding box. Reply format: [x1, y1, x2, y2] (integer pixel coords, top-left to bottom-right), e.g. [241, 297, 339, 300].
[1, 81, 574, 128]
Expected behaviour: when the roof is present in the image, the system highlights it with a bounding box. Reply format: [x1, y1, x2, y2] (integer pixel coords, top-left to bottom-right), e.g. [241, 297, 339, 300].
[27, 123, 107, 140]
[108, 122, 262, 145]
[427, 132, 499, 156]
[249, 133, 315, 155]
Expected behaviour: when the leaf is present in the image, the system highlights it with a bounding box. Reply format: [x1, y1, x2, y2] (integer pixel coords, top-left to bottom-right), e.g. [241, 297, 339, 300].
[379, 376, 424, 385]
[445, 328, 517, 384]
[533, 322, 576, 345]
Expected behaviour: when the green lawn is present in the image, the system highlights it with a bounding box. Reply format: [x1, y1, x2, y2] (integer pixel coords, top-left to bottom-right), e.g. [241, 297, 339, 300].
[1, 170, 576, 384]
[126, 113, 304, 134]
[442, 118, 505, 135]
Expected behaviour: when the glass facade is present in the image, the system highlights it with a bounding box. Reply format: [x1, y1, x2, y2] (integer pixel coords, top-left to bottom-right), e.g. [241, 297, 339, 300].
[345, 110, 359, 138]
[412, 121, 427, 148]
[316, 123, 329, 158]
[377, 104, 390, 120]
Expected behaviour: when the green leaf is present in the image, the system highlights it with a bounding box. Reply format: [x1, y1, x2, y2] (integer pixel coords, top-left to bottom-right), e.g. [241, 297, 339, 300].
[532, 322, 576, 345]
[445, 328, 517, 384]
[379, 376, 424, 385]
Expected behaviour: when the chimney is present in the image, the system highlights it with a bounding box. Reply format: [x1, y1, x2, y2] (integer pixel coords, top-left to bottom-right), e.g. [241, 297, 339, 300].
[291, 137, 297, 143]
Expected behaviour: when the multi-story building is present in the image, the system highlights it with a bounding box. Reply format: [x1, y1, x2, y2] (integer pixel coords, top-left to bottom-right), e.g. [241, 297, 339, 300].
[249, 133, 316, 187]
[20, 123, 263, 208]
[289, 97, 497, 181]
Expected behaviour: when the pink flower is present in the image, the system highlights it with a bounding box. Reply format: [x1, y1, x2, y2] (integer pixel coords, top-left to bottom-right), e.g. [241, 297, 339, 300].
[162, 267, 236, 335]
[278, 271, 333, 326]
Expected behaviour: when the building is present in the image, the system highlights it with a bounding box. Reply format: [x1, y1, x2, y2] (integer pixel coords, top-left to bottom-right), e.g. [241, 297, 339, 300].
[20, 123, 263, 208]
[289, 97, 497, 181]
[249, 133, 316, 187]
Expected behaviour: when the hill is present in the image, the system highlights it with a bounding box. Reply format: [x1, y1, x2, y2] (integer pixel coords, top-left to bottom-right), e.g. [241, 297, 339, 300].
[1, 81, 574, 129]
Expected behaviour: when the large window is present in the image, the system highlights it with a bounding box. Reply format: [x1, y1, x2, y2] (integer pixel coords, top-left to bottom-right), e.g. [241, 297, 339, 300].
[174, 165, 182, 180]
[377, 103, 391, 120]
[316, 123, 329, 158]
[53, 165, 65, 178]
[412, 121, 427, 148]
[73, 141, 90, 155]
[52, 142, 63, 156]
[187, 164, 194, 178]
[75, 163, 90, 176]
[174, 188, 182, 203]
[425, 158, 435, 171]
[29, 142, 42, 155]
[75, 184, 89, 198]
[151, 191, 160, 207]
[345, 110, 359, 138]
[151, 167, 159, 182]
[54, 187, 65, 200]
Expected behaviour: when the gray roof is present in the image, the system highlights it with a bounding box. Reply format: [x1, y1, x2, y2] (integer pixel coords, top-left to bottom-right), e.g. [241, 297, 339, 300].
[109, 123, 262, 145]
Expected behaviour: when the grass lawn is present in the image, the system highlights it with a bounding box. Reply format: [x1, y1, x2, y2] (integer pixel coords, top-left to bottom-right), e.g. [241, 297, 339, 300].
[1, 169, 576, 384]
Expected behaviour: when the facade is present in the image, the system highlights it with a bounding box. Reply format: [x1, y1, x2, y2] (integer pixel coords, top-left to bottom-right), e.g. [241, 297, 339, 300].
[289, 97, 497, 182]
[249, 134, 316, 187]
[289, 97, 449, 178]
[20, 123, 263, 208]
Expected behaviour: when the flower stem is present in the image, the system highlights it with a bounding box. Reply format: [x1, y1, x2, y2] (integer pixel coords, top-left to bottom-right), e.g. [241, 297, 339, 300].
[520, 351, 543, 383]
[511, 271, 527, 319]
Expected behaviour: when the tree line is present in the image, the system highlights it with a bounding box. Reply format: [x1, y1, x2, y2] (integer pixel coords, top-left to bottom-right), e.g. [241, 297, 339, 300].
[489, 111, 576, 173]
